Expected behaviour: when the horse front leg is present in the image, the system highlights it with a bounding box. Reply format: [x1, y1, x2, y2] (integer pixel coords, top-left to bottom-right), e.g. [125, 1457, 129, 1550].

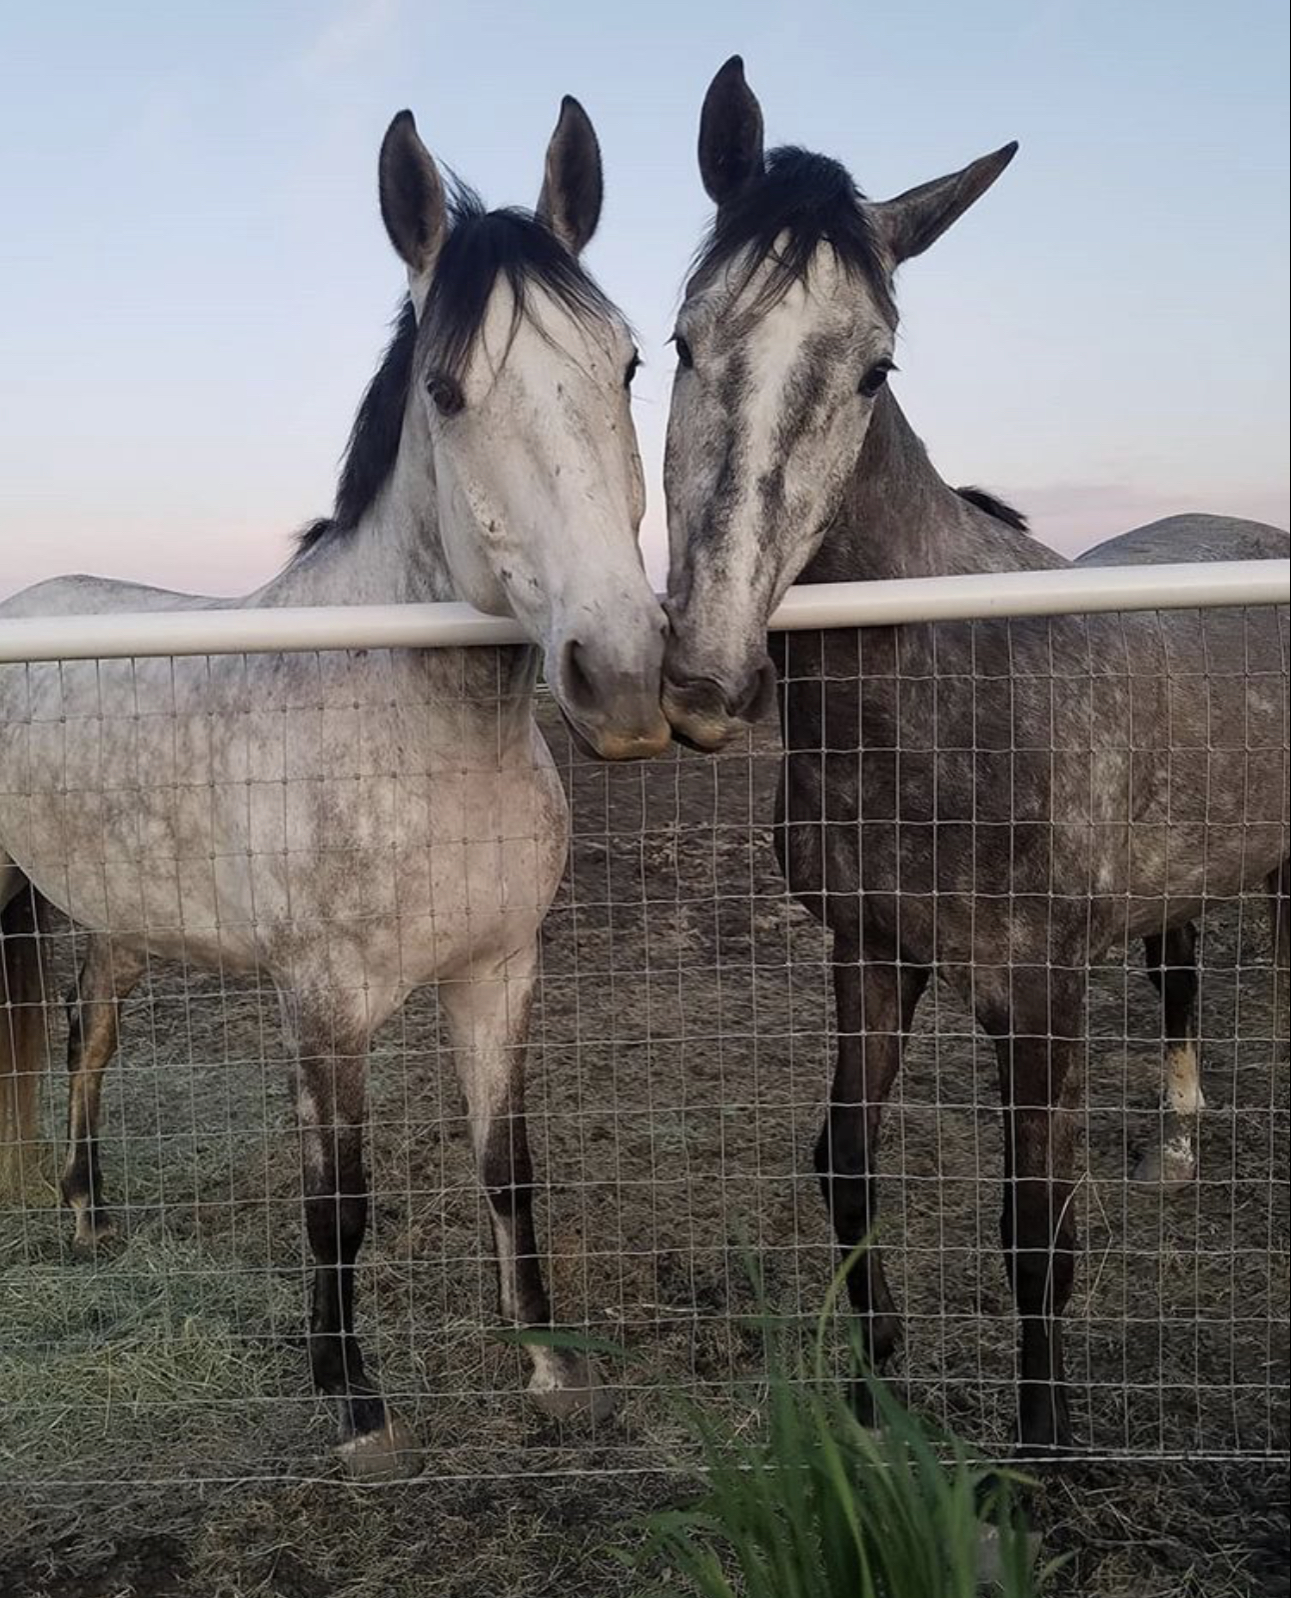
[817, 935, 927, 1407]
[292, 1007, 420, 1477]
[987, 974, 1083, 1455]
[440, 940, 613, 1423]
[1136, 923, 1203, 1185]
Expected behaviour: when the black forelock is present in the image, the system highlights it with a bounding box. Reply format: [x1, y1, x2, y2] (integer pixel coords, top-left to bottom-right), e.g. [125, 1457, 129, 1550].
[295, 180, 616, 554]
[689, 147, 894, 322]
[423, 182, 615, 382]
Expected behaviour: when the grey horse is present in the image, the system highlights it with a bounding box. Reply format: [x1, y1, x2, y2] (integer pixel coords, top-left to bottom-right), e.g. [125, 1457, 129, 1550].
[1, 99, 666, 1475]
[661, 57, 1289, 1452]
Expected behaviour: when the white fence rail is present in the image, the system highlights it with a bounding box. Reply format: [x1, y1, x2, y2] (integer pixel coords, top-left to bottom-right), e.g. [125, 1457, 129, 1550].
[0, 559, 1286, 662]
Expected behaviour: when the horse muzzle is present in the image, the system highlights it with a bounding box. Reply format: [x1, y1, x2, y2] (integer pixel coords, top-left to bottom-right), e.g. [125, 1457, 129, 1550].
[553, 636, 672, 762]
[660, 659, 777, 751]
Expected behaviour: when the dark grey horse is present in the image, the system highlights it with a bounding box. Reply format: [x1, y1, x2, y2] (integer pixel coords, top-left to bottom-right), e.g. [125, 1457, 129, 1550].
[661, 57, 1289, 1452]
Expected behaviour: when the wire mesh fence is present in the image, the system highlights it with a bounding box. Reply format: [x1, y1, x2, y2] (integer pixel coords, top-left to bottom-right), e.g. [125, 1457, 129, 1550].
[1, 597, 1287, 1489]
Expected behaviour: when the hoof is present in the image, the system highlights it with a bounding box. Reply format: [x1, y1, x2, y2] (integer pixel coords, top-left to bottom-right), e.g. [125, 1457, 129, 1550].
[975, 1524, 1043, 1586]
[70, 1211, 118, 1255]
[1132, 1140, 1196, 1187]
[336, 1413, 423, 1480]
[528, 1366, 618, 1424]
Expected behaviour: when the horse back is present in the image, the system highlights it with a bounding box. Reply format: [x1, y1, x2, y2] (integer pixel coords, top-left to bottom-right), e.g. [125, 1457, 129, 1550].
[1078, 513, 1288, 568]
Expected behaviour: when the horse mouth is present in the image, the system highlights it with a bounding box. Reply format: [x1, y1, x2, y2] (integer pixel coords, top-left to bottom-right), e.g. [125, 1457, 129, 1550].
[559, 707, 673, 762]
[659, 686, 746, 753]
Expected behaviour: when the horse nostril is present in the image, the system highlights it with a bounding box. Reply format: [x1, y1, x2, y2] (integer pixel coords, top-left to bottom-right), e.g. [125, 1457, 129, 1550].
[732, 660, 777, 722]
[560, 639, 599, 715]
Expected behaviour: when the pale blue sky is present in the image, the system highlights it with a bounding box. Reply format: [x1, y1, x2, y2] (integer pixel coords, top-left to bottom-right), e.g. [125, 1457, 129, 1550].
[1, 0, 1287, 597]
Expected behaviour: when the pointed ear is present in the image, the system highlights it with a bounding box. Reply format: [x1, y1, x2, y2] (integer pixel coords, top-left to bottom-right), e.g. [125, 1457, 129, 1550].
[379, 110, 446, 277]
[698, 55, 765, 208]
[873, 142, 1018, 265]
[536, 96, 603, 255]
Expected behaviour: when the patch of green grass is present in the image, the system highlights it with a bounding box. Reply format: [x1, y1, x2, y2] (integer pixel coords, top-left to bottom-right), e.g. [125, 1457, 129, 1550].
[618, 1250, 1062, 1598]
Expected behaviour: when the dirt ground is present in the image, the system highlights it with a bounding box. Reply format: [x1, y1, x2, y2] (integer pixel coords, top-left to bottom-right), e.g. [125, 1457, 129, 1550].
[1, 703, 1287, 1596]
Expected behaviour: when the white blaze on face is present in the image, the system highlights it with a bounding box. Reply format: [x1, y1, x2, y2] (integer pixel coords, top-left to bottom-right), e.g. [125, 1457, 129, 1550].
[711, 273, 826, 618]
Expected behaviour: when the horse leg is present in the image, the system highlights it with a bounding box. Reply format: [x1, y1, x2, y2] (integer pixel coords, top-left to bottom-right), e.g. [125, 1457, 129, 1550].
[60, 937, 142, 1250]
[293, 1007, 419, 1477]
[439, 942, 612, 1422]
[1269, 859, 1290, 1042]
[816, 935, 927, 1408]
[987, 974, 1082, 1454]
[1135, 923, 1202, 1185]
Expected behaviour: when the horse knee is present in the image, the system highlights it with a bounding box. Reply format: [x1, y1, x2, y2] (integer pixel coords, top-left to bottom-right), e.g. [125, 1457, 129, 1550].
[814, 1121, 876, 1232]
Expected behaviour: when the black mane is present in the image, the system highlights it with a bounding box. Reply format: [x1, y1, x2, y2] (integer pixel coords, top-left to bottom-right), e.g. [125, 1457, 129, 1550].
[954, 485, 1029, 532]
[690, 147, 894, 320]
[297, 184, 614, 554]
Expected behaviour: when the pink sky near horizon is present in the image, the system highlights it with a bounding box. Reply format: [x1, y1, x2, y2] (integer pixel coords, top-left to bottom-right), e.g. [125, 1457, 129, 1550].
[2, 481, 1285, 603]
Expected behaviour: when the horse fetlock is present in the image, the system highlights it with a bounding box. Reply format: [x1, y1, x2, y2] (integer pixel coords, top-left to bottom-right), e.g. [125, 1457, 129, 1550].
[1133, 1131, 1198, 1187]
[1016, 1378, 1074, 1456]
[858, 1305, 902, 1369]
[65, 1191, 117, 1253]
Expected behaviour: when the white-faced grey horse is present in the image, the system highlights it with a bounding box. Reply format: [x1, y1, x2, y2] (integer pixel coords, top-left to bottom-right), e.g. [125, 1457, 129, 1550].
[661, 57, 1289, 1453]
[0, 99, 669, 1475]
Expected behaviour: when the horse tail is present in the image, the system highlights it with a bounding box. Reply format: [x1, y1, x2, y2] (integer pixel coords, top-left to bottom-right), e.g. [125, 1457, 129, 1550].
[1, 881, 52, 1201]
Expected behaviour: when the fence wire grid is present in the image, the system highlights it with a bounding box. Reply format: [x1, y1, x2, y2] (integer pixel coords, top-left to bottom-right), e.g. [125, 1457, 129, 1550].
[0, 599, 1287, 1489]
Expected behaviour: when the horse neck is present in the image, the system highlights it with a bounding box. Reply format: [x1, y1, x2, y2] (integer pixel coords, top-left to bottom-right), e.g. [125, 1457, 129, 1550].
[253, 400, 541, 728]
[258, 405, 451, 607]
[802, 391, 1069, 583]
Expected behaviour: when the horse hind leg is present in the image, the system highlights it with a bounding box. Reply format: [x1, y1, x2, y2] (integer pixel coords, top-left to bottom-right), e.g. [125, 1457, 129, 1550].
[1268, 859, 1289, 1043]
[60, 936, 143, 1250]
[1134, 923, 1202, 1187]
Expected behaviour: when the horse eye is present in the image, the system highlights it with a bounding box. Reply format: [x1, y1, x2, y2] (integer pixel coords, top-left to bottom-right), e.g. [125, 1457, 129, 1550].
[426, 374, 464, 416]
[858, 359, 895, 399]
[673, 335, 694, 370]
[624, 351, 641, 388]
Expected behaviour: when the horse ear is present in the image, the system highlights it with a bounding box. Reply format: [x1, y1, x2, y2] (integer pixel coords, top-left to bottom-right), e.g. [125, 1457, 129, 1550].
[873, 142, 1018, 265]
[537, 96, 603, 256]
[379, 110, 446, 278]
[698, 55, 765, 208]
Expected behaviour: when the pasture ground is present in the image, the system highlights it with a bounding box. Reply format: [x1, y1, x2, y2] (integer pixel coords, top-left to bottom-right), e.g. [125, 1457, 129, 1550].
[2, 706, 1287, 1596]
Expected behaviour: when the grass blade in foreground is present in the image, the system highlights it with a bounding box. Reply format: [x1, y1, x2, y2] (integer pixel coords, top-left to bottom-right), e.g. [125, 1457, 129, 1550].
[623, 1250, 1061, 1597]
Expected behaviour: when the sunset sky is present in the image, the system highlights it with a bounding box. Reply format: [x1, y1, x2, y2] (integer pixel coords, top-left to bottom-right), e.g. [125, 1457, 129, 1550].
[1, 0, 1286, 599]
